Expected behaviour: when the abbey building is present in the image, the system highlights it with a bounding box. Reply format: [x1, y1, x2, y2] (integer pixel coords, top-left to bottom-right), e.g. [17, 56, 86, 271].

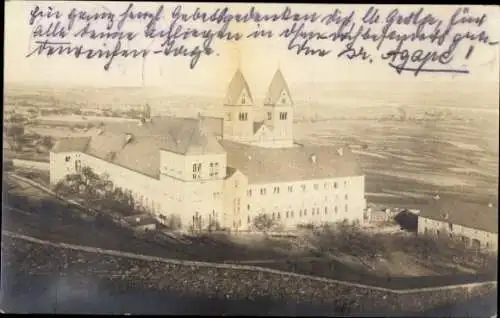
[50, 69, 366, 232]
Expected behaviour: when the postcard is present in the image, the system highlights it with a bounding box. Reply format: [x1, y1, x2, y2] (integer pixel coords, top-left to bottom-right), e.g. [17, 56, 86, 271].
[3, 2, 499, 315]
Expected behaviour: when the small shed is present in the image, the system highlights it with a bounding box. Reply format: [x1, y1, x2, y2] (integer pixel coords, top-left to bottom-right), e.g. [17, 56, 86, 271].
[369, 208, 391, 223]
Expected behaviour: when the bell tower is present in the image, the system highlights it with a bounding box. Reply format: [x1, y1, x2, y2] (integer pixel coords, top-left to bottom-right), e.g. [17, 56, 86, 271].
[264, 69, 294, 146]
[223, 69, 255, 141]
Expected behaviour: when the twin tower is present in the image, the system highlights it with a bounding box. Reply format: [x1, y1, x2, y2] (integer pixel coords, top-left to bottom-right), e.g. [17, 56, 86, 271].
[222, 69, 295, 149]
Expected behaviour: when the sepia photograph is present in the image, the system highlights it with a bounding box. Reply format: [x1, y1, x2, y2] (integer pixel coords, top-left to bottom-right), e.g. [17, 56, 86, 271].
[2, 2, 499, 316]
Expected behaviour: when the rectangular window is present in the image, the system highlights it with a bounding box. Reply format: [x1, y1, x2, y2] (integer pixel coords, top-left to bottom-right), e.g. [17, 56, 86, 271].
[334, 182, 338, 189]
[209, 162, 219, 178]
[288, 185, 293, 193]
[345, 204, 348, 212]
[345, 194, 348, 200]
[247, 189, 252, 197]
[449, 223, 453, 231]
[301, 184, 306, 192]
[279, 112, 288, 120]
[291, 210, 294, 218]
[192, 163, 201, 179]
[314, 184, 319, 190]
[267, 112, 272, 120]
[286, 211, 289, 218]
[335, 206, 338, 214]
[325, 207, 328, 215]
[273, 186, 280, 194]
[260, 188, 267, 195]
[324, 183, 329, 189]
[239, 112, 248, 121]
[304, 209, 307, 216]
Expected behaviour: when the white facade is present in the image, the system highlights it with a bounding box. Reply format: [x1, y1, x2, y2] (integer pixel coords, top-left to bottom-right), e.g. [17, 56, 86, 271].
[418, 216, 498, 252]
[49, 69, 367, 233]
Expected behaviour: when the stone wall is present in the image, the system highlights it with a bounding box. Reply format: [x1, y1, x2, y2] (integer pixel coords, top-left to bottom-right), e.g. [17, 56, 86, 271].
[2, 231, 496, 315]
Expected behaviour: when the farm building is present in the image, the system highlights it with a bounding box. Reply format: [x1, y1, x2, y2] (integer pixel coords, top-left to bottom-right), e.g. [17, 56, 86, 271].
[417, 197, 498, 252]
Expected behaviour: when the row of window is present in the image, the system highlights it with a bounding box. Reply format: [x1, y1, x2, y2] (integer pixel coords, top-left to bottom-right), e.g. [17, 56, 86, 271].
[192, 162, 220, 180]
[266, 112, 289, 121]
[247, 205, 349, 223]
[250, 182, 351, 197]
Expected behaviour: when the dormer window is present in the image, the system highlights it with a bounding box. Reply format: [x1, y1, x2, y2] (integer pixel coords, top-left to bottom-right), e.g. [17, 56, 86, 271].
[65, 156, 71, 162]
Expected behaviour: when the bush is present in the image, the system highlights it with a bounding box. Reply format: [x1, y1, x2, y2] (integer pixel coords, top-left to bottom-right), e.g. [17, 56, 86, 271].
[164, 214, 182, 230]
[253, 213, 280, 234]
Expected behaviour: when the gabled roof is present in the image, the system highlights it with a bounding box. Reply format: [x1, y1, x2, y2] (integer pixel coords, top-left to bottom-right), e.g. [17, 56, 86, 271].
[221, 140, 363, 184]
[225, 69, 254, 106]
[51, 117, 226, 178]
[253, 121, 265, 134]
[264, 69, 293, 106]
[419, 198, 498, 234]
[51, 137, 90, 153]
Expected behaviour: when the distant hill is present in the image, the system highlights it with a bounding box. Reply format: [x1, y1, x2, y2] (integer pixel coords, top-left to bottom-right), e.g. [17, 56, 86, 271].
[4, 81, 499, 121]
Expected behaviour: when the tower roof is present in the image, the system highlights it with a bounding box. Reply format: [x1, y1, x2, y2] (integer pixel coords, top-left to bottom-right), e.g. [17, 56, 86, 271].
[225, 69, 254, 105]
[265, 69, 293, 106]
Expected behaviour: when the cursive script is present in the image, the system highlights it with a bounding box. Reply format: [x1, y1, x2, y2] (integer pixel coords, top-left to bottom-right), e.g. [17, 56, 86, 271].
[26, 4, 498, 76]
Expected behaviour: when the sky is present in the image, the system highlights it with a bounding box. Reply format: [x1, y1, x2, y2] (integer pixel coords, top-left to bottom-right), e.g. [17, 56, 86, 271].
[4, 2, 500, 97]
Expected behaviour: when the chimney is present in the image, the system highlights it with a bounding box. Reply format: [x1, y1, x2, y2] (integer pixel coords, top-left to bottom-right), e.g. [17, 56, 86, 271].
[310, 154, 317, 164]
[125, 133, 133, 144]
[337, 148, 344, 156]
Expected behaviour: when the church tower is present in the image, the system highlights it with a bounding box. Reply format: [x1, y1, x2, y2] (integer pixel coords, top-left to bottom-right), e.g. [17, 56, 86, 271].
[223, 69, 255, 141]
[264, 69, 294, 146]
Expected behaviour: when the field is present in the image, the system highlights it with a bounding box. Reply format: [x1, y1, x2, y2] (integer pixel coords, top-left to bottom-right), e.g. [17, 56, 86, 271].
[2, 84, 498, 290]
[295, 117, 498, 206]
[5, 82, 498, 207]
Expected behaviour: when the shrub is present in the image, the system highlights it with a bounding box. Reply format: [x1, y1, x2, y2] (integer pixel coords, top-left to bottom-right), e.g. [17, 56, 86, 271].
[253, 213, 280, 234]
